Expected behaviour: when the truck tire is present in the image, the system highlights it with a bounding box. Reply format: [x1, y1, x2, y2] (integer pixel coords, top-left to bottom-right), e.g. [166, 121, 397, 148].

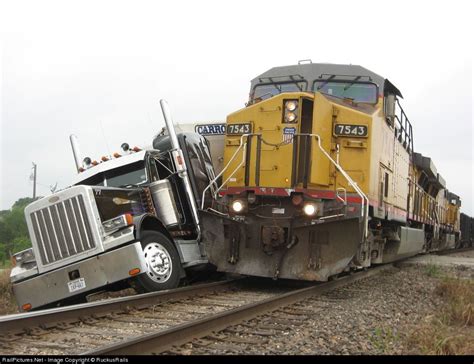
[133, 230, 181, 293]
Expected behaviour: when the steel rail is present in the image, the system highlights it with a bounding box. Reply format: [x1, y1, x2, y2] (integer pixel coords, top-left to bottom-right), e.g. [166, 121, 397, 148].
[435, 246, 474, 256]
[0, 279, 240, 335]
[84, 264, 393, 355]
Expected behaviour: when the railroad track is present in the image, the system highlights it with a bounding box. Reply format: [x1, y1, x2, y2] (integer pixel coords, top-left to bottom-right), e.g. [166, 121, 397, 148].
[87, 265, 393, 355]
[0, 264, 392, 355]
[0, 277, 302, 355]
[2, 244, 469, 356]
[435, 246, 474, 256]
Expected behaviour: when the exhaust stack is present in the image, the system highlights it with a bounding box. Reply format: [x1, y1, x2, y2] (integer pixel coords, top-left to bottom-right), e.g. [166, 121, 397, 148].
[69, 134, 83, 172]
[159, 99, 201, 236]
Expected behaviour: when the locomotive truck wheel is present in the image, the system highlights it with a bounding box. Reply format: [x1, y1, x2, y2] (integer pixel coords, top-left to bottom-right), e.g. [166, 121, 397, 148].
[134, 231, 181, 293]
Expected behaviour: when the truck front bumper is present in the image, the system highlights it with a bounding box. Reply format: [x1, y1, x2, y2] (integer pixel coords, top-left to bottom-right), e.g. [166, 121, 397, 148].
[13, 242, 147, 312]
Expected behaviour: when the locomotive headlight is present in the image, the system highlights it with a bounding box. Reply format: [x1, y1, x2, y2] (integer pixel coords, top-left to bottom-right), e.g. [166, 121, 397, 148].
[285, 100, 298, 111]
[231, 200, 245, 213]
[303, 203, 317, 216]
[285, 112, 297, 123]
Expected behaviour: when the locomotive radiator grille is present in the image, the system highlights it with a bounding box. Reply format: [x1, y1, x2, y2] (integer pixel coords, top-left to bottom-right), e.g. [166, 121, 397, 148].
[30, 195, 96, 265]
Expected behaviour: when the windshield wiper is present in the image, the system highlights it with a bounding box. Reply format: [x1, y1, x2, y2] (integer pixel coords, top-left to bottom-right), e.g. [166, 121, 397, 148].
[289, 75, 303, 91]
[343, 76, 362, 91]
[316, 75, 336, 91]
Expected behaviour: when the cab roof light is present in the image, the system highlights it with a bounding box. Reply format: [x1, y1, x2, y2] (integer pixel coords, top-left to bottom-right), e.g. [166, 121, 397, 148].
[113, 152, 121, 158]
[101, 156, 109, 162]
[121, 143, 130, 152]
[83, 157, 92, 166]
[91, 160, 99, 166]
[132, 146, 141, 152]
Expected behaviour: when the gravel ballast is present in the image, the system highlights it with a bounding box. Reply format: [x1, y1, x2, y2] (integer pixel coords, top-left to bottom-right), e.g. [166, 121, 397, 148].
[176, 264, 472, 355]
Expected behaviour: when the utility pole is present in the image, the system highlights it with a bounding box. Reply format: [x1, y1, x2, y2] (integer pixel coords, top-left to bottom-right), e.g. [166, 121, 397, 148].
[32, 162, 37, 199]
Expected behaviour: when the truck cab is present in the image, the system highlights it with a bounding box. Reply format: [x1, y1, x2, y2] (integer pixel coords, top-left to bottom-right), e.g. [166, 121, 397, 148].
[10, 122, 215, 311]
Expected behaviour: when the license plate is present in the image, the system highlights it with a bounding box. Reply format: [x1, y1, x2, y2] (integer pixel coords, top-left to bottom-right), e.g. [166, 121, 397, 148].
[68, 278, 86, 293]
[272, 208, 285, 214]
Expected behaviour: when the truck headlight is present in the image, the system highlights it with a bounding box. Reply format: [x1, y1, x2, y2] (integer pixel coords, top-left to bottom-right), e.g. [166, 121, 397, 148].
[11, 248, 35, 267]
[102, 213, 133, 233]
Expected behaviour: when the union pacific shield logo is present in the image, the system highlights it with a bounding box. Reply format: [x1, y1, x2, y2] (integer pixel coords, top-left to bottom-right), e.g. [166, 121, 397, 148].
[282, 127, 296, 144]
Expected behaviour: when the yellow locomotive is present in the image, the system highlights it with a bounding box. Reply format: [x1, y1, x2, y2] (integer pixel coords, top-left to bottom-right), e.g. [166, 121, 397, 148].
[201, 62, 462, 281]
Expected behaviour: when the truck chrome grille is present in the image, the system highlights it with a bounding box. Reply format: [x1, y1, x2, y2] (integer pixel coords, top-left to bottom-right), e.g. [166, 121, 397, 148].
[30, 195, 96, 265]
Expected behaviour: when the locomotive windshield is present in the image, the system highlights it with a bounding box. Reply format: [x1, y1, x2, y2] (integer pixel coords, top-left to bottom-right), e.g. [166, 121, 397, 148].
[253, 81, 307, 101]
[313, 81, 378, 103]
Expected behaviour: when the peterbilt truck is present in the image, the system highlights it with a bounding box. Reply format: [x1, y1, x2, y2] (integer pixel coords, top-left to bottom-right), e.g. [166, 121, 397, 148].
[10, 100, 216, 311]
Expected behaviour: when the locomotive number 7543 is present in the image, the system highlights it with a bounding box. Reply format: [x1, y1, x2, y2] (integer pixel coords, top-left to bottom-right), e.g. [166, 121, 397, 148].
[334, 124, 368, 137]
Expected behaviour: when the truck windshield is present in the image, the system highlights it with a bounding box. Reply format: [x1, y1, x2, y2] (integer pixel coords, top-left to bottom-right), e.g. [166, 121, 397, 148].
[253, 81, 307, 101]
[77, 161, 147, 187]
[313, 81, 378, 103]
[106, 161, 147, 187]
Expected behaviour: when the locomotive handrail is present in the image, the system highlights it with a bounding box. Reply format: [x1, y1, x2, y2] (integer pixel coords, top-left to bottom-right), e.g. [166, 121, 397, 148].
[336, 187, 347, 205]
[200, 134, 250, 209]
[300, 133, 369, 239]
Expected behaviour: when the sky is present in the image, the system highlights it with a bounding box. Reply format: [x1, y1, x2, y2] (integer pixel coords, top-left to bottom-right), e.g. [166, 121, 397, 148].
[0, 0, 473, 215]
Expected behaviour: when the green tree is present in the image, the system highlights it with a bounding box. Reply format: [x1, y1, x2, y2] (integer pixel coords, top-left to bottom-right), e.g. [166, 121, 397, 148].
[0, 197, 40, 266]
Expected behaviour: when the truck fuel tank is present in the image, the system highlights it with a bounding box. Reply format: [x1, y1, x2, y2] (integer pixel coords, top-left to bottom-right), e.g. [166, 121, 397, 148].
[149, 179, 179, 227]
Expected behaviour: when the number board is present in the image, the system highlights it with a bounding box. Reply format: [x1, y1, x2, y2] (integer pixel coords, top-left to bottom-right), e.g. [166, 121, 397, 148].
[334, 124, 368, 137]
[226, 123, 252, 135]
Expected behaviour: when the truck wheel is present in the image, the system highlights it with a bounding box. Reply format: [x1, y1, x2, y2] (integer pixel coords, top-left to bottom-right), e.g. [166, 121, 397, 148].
[134, 230, 181, 293]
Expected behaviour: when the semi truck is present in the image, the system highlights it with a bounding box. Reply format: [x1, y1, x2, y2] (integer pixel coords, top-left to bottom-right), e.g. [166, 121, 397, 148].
[10, 100, 217, 311]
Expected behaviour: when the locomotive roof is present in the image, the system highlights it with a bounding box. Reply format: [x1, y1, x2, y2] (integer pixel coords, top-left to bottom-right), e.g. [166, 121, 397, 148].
[250, 62, 402, 97]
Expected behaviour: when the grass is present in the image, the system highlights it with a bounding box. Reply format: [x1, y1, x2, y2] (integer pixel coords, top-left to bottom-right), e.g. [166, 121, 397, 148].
[407, 277, 474, 355]
[424, 263, 443, 278]
[370, 327, 400, 353]
[0, 269, 18, 315]
[0, 260, 12, 269]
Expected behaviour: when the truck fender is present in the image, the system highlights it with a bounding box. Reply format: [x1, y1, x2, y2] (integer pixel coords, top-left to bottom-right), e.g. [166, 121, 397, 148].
[132, 214, 186, 278]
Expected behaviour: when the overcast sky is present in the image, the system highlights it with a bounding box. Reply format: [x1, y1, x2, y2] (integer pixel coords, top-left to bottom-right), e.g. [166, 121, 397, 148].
[1, 0, 473, 215]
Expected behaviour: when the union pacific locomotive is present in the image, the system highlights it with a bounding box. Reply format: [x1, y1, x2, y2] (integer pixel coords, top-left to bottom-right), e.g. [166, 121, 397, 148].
[200, 62, 470, 281]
